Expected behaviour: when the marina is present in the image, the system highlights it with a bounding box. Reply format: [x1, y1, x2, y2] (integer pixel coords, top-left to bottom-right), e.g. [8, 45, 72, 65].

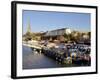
[23, 40, 91, 69]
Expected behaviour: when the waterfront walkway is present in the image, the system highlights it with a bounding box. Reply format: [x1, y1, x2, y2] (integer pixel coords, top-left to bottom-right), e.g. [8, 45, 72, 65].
[23, 41, 43, 50]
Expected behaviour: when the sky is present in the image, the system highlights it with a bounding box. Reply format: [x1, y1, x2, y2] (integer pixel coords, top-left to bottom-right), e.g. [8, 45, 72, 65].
[22, 10, 90, 34]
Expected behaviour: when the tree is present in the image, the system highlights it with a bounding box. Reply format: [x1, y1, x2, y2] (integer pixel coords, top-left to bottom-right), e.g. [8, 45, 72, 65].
[87, 32, 91, 39]
[63, 33, 72, 42]
[23, 32, 32, 41]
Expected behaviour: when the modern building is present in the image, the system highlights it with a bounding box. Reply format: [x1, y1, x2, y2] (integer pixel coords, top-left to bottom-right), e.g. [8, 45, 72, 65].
[42, 28, 72, 41]
[44, 28, 71, 37]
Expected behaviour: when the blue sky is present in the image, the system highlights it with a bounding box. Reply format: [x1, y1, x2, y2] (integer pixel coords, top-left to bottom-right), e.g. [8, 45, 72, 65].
[22, 10, 90, 34]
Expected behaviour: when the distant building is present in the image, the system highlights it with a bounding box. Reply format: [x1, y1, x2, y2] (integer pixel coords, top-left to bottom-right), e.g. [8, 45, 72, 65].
[83, 33, 89, 39]
[26, 19, 31, 33]
[42, 28, 71, 41]
[44, 28, 71, 36]
[23, 19, 32, 41]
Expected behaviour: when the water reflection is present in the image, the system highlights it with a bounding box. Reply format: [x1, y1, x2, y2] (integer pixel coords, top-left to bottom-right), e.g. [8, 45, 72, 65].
[23, 46, 75, 69]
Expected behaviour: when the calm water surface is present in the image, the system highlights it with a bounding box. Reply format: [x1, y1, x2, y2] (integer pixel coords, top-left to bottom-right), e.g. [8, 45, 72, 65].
[23, 46, 77, 69]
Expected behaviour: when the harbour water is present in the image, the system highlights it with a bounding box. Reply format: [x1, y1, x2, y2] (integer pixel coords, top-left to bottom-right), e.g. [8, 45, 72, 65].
[23, 45, 76, 69]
